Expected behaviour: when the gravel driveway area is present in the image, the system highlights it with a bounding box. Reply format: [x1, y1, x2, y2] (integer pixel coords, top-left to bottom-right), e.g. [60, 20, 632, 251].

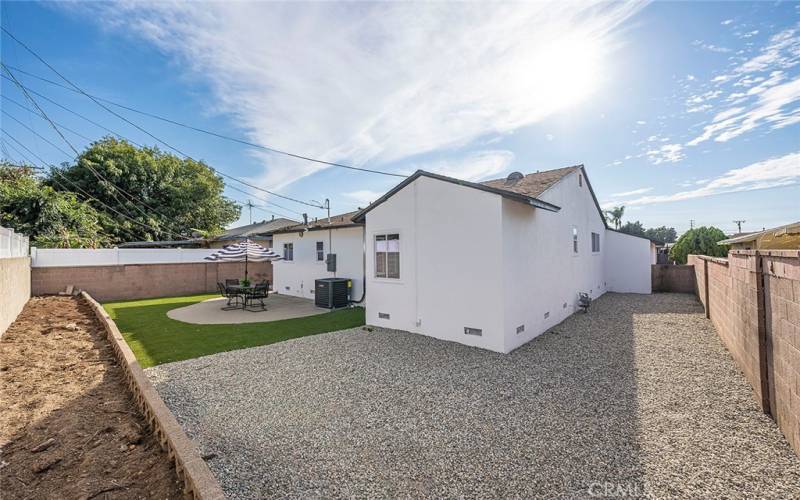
[146, 293, 800, 498]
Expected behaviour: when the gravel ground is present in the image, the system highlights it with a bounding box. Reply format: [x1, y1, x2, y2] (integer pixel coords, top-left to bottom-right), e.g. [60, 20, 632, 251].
[146, 293, 800, 499]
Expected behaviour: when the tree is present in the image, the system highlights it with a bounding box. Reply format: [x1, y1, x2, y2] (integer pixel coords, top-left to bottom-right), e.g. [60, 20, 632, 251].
[47, 137, 240, 243]
[669, 226, 728, 264]
[644, 226, 677, 244]
[0, 162, 110, 248]
[604, 206, 625, 229]
[618, 220, 646, 238]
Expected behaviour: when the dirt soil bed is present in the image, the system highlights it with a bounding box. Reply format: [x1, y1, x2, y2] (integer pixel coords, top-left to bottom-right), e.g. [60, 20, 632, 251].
[0, 296, 187, 499]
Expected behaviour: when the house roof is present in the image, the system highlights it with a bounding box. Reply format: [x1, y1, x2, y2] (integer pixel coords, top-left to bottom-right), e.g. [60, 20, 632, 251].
[480, 166, 581, 199]
[718, 221, 800, 245]
[217, 217, 299, 240]
[351, 169, 563, 223]
[273, 211, 363, 234]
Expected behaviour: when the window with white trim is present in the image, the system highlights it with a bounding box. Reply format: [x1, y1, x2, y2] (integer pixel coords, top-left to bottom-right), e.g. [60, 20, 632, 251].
[591, 232, 600, 253]
[375, 233, 400, 279]
[316, 241, 324, 261]
[283, 243, 294, 261]
[572, 227, 578, 254]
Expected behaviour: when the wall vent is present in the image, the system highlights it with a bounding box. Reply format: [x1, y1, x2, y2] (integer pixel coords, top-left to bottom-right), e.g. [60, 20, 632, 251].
[563, 302, 567, 309]
[378, 312, 390, 320]
[544, 311, 550, 319]
[516, 324, 525, 334]
[464, 327, 483, 336]
[284, 286, 291, 291]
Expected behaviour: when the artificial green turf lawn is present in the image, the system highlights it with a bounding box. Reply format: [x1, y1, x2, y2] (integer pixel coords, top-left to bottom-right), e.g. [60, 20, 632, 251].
[103, 294, 365, 368]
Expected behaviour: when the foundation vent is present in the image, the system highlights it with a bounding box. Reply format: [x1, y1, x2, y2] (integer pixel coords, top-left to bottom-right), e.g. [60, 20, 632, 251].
[516, 324, 525, 334]
[378, 312, 390, 320]
[464, 327, 483, 336]
[544, 311, 550, 319]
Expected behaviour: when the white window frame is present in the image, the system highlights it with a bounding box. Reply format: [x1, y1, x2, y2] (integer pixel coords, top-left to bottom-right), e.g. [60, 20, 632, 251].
[316, 241, 324, 262]
[374, 232, 400, 280]
[572, 226, 579, 255]
[283, 242, 294, 261]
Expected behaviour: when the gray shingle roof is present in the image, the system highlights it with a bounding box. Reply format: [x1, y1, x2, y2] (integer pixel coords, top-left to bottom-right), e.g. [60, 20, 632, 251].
[218, 217, 299, 240]
[273, 211, 363, 234]
[480, 166, 581, 198]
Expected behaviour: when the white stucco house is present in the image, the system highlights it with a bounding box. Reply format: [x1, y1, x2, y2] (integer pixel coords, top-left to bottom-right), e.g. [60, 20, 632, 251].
[351, 165, 652, 354]
[271, 212, 365, 302]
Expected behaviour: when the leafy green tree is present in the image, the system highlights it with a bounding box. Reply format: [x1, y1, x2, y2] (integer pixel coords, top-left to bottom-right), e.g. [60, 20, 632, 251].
[0, 162, 110, 248]
[47, 137, 240, 242]
[604, 206, 625, 229]
[669, 226, 728, 264]
[644, 226, 677, 244]
[619, 220, 646, 238]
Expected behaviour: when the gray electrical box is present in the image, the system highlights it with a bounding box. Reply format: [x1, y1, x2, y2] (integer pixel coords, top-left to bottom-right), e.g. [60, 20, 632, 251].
[326, 253, 337, 272]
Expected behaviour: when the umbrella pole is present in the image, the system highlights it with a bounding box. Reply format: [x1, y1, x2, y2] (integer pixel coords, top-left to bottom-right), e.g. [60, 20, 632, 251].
[245, 250, 249, 282]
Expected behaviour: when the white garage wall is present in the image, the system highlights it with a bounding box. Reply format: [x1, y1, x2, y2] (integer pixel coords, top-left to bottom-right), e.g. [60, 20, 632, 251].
[272, 226, 364, 301]
[365, 176, 506, 353]
[604, 229, 652, 293]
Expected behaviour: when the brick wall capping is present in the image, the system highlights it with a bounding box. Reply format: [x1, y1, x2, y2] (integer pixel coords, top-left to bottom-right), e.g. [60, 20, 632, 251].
[80, 291, 226, 499]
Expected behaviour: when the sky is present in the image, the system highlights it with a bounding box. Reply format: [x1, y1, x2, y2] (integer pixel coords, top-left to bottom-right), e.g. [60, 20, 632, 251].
[1, 1, 798, 235]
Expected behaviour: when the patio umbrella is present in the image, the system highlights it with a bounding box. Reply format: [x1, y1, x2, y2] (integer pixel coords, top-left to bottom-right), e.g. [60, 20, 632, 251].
[204, 239, 281, 281]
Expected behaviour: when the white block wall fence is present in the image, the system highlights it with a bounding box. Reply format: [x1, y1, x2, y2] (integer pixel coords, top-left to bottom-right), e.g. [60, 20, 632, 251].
[0, 226, 29, 259]
[31, 248, 219, 267]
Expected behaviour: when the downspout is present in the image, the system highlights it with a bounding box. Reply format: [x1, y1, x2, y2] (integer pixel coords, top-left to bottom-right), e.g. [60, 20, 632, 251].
[351, 225, 367, 304]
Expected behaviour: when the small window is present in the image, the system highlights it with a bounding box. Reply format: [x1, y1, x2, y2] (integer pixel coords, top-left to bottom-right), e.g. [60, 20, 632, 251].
[316, 241, 324, 261]
[283, 243, 294, 261]
[375, 233, 400, 279]
[591, 232, 600, 253]
[572, 227, 578, 254]
[578, 173, 582, 187]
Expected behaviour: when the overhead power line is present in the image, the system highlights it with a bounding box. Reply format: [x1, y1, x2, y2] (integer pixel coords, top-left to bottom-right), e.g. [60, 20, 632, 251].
[2, 61, 406, 179]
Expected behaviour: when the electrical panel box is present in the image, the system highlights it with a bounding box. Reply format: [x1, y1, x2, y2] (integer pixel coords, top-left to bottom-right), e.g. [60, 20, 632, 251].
[326, 253, 336, 272]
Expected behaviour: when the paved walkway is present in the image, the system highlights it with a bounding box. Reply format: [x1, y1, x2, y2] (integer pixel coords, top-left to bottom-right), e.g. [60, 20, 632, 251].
[167, 293, 329, 324]
[147, 293, 800, 498]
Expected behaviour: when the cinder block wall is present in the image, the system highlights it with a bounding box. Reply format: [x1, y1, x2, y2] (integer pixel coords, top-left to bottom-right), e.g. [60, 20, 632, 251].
[651, 264, 695, 293]
[31, 261, 272, 302]
[0, 257, 31, 336]
[689, 251, 800, 456]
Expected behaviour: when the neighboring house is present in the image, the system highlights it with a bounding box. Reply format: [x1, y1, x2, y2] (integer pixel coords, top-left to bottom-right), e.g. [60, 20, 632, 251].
[209, 217, 298, 249]
[352, 165, 652, 354]
[271, 212, 365, 301]
[718, 221, 800, 250]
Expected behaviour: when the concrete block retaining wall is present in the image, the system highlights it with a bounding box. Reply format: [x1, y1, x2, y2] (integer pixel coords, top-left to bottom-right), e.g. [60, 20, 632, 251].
[81, 291, 225, 499]
[651, 264, 695, 293]
[688, 250, 800, 457]
[32, 261, 272, 302]
[1, 257, 31, 337]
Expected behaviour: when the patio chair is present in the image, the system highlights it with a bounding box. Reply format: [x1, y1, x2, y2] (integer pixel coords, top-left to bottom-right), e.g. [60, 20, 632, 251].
[244, 283, 269, 312]
[256, 279, 271, 290]
[218, 282, 243, 310]
[225, 279, 240, 287]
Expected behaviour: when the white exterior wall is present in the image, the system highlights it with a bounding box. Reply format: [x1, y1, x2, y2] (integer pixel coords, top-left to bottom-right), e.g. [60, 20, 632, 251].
[272, 226, 365, 301]
[501, 170, 608, 352]
[365, 176, 506, 353]
[603, 230, 652, 294]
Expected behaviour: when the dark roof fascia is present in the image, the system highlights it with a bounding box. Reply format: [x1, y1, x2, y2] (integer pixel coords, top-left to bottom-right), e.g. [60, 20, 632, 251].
[351, 170, 561, 223]
[606, 227, 656, 243]
[272, 222, 364, 235]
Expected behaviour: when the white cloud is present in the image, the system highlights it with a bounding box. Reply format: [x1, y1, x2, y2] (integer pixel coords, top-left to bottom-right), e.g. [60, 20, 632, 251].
[545, 134, 555, 141]
[405, 150, 515, 182]
[68, 1, 642, 190]
[636, 120, 647, 125]
[621, 152, 800, 206]
[610, 187, 653, 197]
[342, 190, 385, 207]
[721, 19, 734, 26]
[687, 26, 800, 146]
[646, 143, 685, 164]
[692, 40, 732, 53]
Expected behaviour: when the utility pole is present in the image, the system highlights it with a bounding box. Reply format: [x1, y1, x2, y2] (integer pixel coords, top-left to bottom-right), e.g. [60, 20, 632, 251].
[246, 199, 253, 225]
[733, 219, 745, 234]
[324, 198, 330, 224]
[690, 219, 695, 230]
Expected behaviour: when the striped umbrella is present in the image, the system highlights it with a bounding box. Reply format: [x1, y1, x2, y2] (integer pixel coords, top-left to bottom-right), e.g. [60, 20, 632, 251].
[205, 239, 281, 281]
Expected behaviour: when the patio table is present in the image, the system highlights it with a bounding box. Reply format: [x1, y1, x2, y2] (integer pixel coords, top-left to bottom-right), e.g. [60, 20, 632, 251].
[225, 285, 257, 310]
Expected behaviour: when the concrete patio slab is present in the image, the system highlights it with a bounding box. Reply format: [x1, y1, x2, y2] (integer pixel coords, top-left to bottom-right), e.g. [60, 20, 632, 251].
[167, 294, 330, 324]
